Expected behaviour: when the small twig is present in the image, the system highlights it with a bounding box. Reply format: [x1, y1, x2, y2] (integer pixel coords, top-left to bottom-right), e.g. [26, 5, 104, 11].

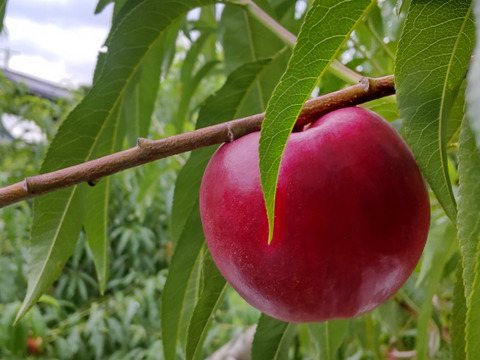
[0, 75, 395, 209]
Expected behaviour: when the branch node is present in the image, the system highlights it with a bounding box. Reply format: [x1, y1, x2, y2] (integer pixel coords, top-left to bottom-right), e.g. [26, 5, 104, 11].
[23, 178, 30, 193]
[137, 137, 148, 149]
[359, 77, 371, 92]
[88, 180, 99, 187]
[227, 124, 236, 142]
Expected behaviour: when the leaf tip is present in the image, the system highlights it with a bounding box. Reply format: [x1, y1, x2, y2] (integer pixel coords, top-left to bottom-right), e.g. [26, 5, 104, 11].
[13, 301, 31, 326]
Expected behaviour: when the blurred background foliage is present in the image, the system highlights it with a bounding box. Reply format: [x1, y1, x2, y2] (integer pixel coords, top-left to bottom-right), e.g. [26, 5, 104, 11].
[0, 0, 463, 359]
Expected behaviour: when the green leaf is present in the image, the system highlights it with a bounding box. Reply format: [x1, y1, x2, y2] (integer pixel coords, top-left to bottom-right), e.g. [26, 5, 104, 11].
[466, 0, 480, 149]
[0, 0, 6, 33]
[220, 1, 283, 74]
[361, 95, 399, 122]
[175, 59, 220, 133]
[447, 80, 466, 145]
[175, 30, 218, 133]
[251, 314, 295, 360]
[459, 120, 480, 360]
[415, 216, 457, 360]
[85, 180, 110, 295]
[466, 243, 480, 359]
[306, 320, 349, 360]
[259, 0, 374, 243]
[84, 104, 123, 294]
[85, 27, 164, 294]
[452, 262, 467, 360]
[186, 251, 227, 360]
[16, 186, 86, 324]
[161, 203, 205, 360]
[94, 0, 114, 14]
[171, 58, 274, 245]
[395, 0, 475, 223]
[220, 1, 291, 115]
[458, 118, 480, 300]
[122, 35, 165, 146]
[166, 58, 275, 359]
[18, 0, 215, 322]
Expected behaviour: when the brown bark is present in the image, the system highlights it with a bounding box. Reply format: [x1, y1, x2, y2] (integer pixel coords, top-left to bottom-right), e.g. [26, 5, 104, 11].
[0, 75, 395, 208]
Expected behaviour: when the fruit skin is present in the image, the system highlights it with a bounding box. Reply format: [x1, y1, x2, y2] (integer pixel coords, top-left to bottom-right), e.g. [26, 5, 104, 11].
[199, 107, 430, 323]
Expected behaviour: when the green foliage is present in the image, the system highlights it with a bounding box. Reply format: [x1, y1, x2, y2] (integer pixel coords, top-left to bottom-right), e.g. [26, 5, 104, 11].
[2, 0, 480, 358]
[395, 0, 474, 224]
[305, 320, 349, 360]
[259, 0, 375, 243]
[251, 314, 295, 360]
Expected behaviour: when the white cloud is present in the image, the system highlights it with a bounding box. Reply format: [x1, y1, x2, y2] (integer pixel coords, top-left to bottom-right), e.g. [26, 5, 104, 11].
[1, 0, 111, 86]
[2, 114, 46, 143]
[8, 54, 71, 85]
[5, 17, 107, 65]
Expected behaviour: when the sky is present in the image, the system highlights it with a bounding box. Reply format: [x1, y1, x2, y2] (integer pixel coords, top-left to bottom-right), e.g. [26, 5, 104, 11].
[0, 0, 113, 87]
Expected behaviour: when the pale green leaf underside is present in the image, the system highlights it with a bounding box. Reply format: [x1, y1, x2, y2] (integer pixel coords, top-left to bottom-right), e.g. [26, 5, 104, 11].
[19, 0, 215, 323]
[395, 0, 475, 223]
[259, 0, 375, 243]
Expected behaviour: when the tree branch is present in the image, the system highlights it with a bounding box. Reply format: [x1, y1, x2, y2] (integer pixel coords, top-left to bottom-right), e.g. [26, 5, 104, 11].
[0, 75, 395, 209]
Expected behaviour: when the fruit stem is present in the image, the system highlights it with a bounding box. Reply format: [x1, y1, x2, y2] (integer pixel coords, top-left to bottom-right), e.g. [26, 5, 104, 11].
[0, 75, 395, 208]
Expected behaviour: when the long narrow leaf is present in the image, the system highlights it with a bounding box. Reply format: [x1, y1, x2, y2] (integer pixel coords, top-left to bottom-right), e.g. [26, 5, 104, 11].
[221, 0, 282, 74]
[466, 245, 480, 359]
[395, 0, 475, 223]
[259, 0, 375, 243]
[307, 320, 349, 360]
[452, 263, 467, 360]
[0, 0, 6, 33]
[459, 120, 480, 360]
[251, 314, 295, 360]
[220, 1, 291, 114]
[458, 119, 480, 300]
[165, 58, 275, 359]
[161, 204, 205, 360]
[18, 0, 215, 322]
[122, 36, 165, 146]
[170, 58, 273, 245]
[186, 251, 227, 360]
[415, 216, 457, 360]
[165, 58, 277, 359]
[84, 104, 123, 294]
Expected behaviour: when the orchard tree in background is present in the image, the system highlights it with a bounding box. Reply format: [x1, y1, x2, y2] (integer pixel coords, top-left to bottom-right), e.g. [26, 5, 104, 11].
[1, 0, 480, 359]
